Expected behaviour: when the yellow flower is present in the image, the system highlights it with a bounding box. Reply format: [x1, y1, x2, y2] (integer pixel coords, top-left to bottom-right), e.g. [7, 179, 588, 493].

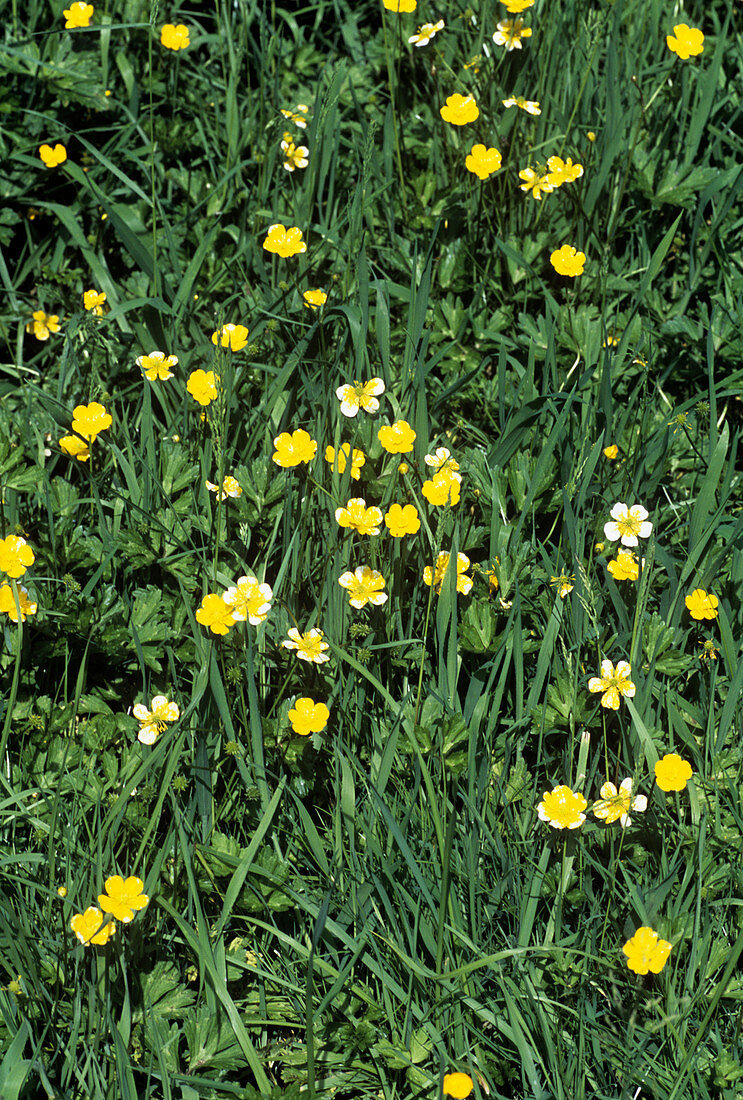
[0, 536, 34, 579]
[161, 23, 190, 50]
[283, 627, 330, 663]
[336, 378, 385, 417]
[325, 443, 365, 479]
[604, 502, 652, 547]
[384, 503, 420, 537]
[26, 309, 61, 339]
[592, 779, 647, 827]
[422, 470, 461, 506]
[588, 131, 596, 142]
[492, 18, 532, 50]
[280, 105, 309, 129]
[607, 548, 641, 582]
[424, 447, 460, 477]
[136, 350, 178, 380]
[699, 639, 718, 662]
[378, 420, 416, 454]
[133, 696, 180, 745]
[272, 429, 317, 467]
[546, 155, 584, 186]
[187, 369, 219, 406]
[83, 288, 106, 314]
[338, 565, 388, 609]
[71, 401, 112, 442]
[440, 94, 479, 126]
[443, 1074, 474, 1099]
[550, 574, 574, 598]
[623, 927, 672, 975]
[465, 144, 502, 181]
[98, 875, 149, 922]
[39, 144, 67, 168]
[602, 333, 620, 349]
[408, 19, 444, 46]
[550, 245, 586, 277]
[223, 576, 273, 625]
[685, 589, 719, 621]
[654, 753, 693, 792]
[423, 551, 473, 595]
[382, 0, 416, 10]
[263, 224, 307, 257]
[212, 323, 249, 351]
[205, 475, 242, 500]
[195, 593, 236, 635]
[63, 2, 93, 28]
[288, 698, 330, 736]
[499, 0, 534, 10]
[0, 584, 37, 622]
[482, 563, 499, 592]
[280, 134, 309, 171]
[70, 907, 115, 946]
[502, 96, 541, 115]
[666, 24, 704, 59]
[587, 659, 635, 710]
[303, 289, 327, 310]
[335, 498, 383, 536]
[603, 444, 619, 459]
[518, 167, 553, 200]
[537, 785, 587, 829]
[59, 435, 90, 462]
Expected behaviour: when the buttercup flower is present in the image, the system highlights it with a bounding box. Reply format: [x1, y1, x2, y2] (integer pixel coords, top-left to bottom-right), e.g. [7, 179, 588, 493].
[26, 310, 61, 339]
[63, 3, 93, 28]
[666, 24, 704, 59]
[519, 167, 554, 200]
[195, 593, 236, 635]
[83, 289, 106, 314]
[338, 565, 388, 609]
[502, 95, 540, 114]
[303, 289, 327, 309]
[187, 369, 219, 406]
[280, 105, 309, 129]
[283, 627, 330, 663]
[424, 447, 460, 477]
[408, 19, 444, 46]
[422, 470, 461, 506]
[0, 584, 37, 622]
[492, 18, 532, 50]
[546, 156, 584, 186]
[133, 696, 180, 745]
[384, 503, 420, 537]
[383, 0, 416, 10]
[685, 589, 719, 621]
[699, 639, 718, 662]
[423, 551, 473, 595]
[39, 144, 67, 168]
[443, 1074, 474, 1099]
[623, 927, 672, 975]
[336, 378, 385, 417]
[223, 576, 273, 625]
[499, 0, 535, 10]
[70, 907, 115, 946]
[71, 402, 112, 442]
[272, 429, 317, 467]
[550, 574, 574, 598]
[537, 785, 587, 829]
[482, 564, 499, 592]
[0, 536, 35, 579]
[465, 144, 502, 181]
[604, 502, 653, 547]
[654, 753, 693, 792]
[206, 475, 242, 500]
[263, 224, 307, 257]
[588, 659, 635, 710]
[440, 94, 479, 125]
[281, 134, 309, 171]
[161, 23, 190, 50]
[212, 323, 249, 351]
[137, 351, 178, 380]
[98, 876, 149, 922]
[607, 548, 641, 582]
[59, 435, 90, 462]
[288, 698, 330, 736]
[550, 245, 586, 277]
[325, 443, 365, 479]
[335, 498, 383, 536]
[592, 779, 647, 827]
[378, 420, 416, 454]
[603, 444, 619, 460]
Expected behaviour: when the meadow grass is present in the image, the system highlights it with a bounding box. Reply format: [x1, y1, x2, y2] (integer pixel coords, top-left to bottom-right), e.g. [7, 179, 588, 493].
[1, 0, 743, 1097]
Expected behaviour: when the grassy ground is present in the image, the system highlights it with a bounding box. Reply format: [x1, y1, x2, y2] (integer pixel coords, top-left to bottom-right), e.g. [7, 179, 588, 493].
[1, 0, 743, 1097]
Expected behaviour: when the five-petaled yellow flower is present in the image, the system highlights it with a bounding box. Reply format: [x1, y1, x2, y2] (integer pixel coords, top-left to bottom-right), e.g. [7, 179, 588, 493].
[137, 351, 178, 380]
[0, 584, 37, 622]
[422, 470, 461, 506]
[550, 245, 586, 277]
[223, 576, 273, 625]
[212, 323, 249, 351]
[336, 378, 385, 417]
[685, 589, 718, 621]
[384, 503, 420, 537]
[423, 551, 473, 595]
[59, 436, 90, 462]
[465, 144, 502, 181]
[206, 475, 242, 500]
[335, 498, 383, 536]
[607, 548, 641, 582]
[546, 156, 584, 186]
[623, 927, 672, 975]
[161, 23, 190, 50]
[499, 0, 535, 11]
[187, 369, 219, 406]
[378, 420, 416, 454]
[666, 24, 704, 59]
[83, 289, 106, 314]
[303, 289, 327, 310]
[408, 19, 444, 46]
[281, 133, 309, 172]
[195, 593, 236, 635]
[604, 502, 652, 547]
[280, 105, 309, 129]
[338, 565, 388, 609]
[263, 224, 307, 257]
[654, 753, 693, 792]
[0, 536, 35, 579]
[587, 659, 635, 710]
[382, 0, 416, 10]
[492, 18, 532, 50]
[283, 627, 330, 663]
[537, 785, 587, 830]
[39, 144, 67, 168]
[325, 443, 365, 479]
[133, 696, 180, 745]
[443, 1073, 474, 1099]
[440, 94, 479, 126]
[502, 96, 540, 115]
[72, 401, 112, 442]
[550, 574, 574, 598]
[288, 698, 330, 736]
[70, 907, 115, 946]
[272, 429, 317, 467]
[519, 167, 553, 200]
[98, 875, 149, 922]
[63, 3, 94, 28]
[603, 444, 619, 460]
[592, 779, 647, 827]
[26, 309, 61, 339]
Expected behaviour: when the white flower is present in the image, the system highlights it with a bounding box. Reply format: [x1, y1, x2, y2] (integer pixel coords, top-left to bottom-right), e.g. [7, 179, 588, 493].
[603, 502, 653, 547]
[335, 378, 385, 418]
